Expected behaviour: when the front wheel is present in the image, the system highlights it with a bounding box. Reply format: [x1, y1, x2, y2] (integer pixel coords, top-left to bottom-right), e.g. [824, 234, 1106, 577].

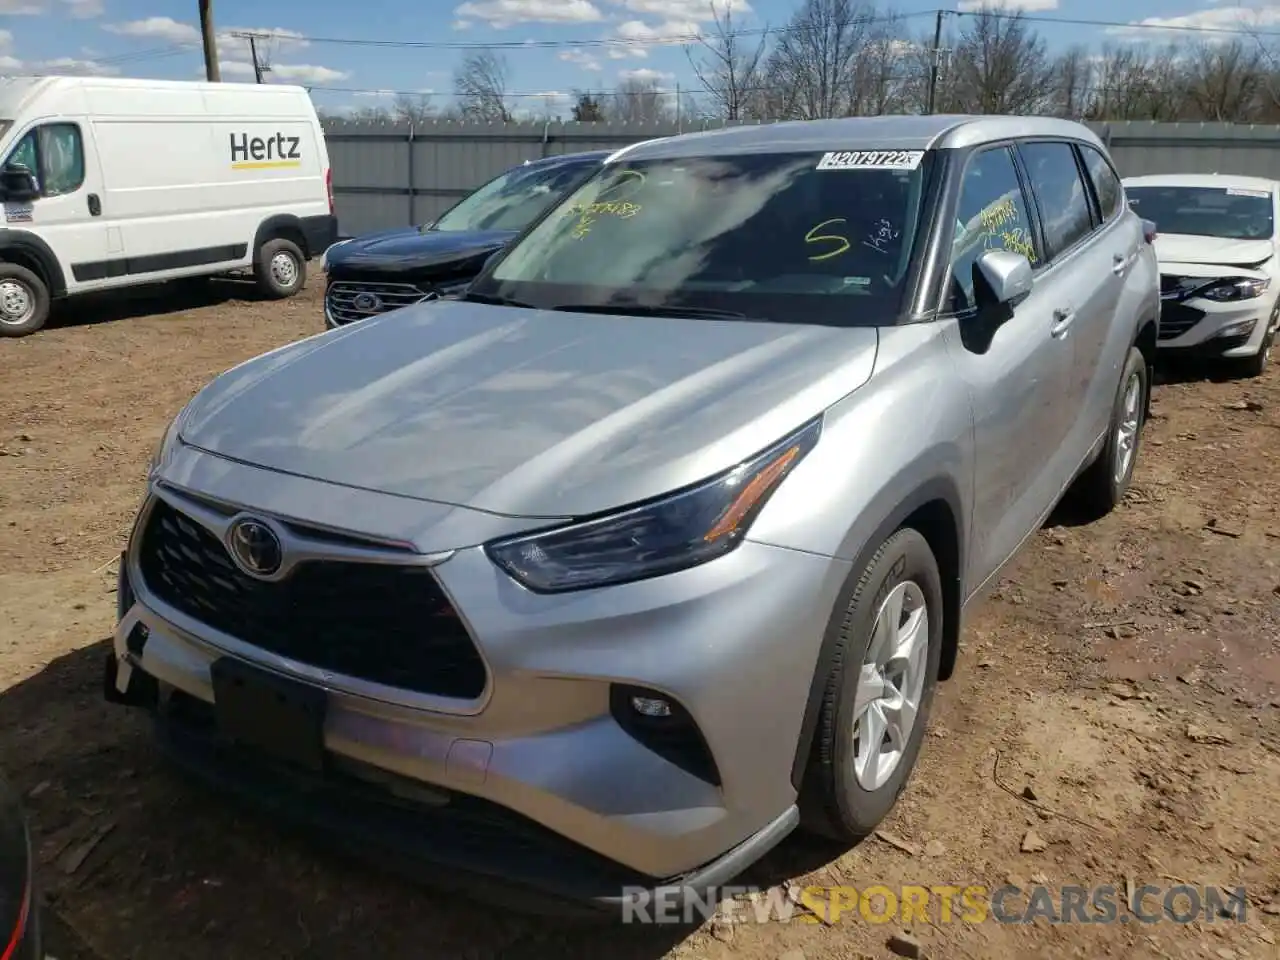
[253, 238, 307, 300]
[0, 263, 50, 337]
[799, 527, 943, 842]
[1234, 316, 1274, 379]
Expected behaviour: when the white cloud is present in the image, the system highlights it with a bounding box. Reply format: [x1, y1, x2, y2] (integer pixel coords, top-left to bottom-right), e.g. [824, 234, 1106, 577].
[353, 88, 398, 98]
[956, 0, 1056, 10]
[614, 0, 750, 17]
[1104, 4, 1280, 38]
[452, 0, 603, 28]
[615, 18, 700, 43]
[0, 52, 117, 74]
[0, 0, 43, 12]
[103, 16, 198, 44]
[63, 0, 102, 17]
[220, 59, 349, 85]
[0, 29, 12, 48]
[559, 48, 603, 71]
[619, 66, 674, 85]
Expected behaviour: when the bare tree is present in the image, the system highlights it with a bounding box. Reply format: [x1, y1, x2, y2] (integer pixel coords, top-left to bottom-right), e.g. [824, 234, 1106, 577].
[688, 2, 769, 120]
[392, 93, 436, 124]
[943, 9, 1053, 115]
[845, 15, 912, 116]
[454, 49, 511, 122]
[571, 91, 607, 121]
[763, 0, 884, 119]
[612, 77, 675, 124]
[1049, 46, 1094, 119]
[1179, 39, 1264, 122]
[1086, 43, 1185, 121]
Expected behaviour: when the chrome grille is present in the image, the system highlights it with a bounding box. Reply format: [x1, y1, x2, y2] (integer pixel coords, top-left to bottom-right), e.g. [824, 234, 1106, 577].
[325, 280, 433, 326]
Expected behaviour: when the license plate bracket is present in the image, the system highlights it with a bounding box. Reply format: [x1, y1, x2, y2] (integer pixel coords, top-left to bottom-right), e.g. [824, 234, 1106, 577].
[210, 657, 327, 772]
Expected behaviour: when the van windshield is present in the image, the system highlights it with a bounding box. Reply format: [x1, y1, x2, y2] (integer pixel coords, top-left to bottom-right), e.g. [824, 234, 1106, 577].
[431, 160, 596, 234]
[1125, 185, 1274, 240]
[473, 149, 932, 326]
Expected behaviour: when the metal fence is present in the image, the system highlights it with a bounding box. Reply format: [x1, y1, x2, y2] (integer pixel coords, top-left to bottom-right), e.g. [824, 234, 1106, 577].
[323, 117, 1280, 238]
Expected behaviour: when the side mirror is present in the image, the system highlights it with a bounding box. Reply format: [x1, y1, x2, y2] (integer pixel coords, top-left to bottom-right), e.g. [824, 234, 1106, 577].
[0, 163, 38, 202]
[974, 249, 1033, 308]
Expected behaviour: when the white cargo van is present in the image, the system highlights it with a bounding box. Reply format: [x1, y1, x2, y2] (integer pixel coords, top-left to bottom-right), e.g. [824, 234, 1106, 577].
[0, 76, 337, 336]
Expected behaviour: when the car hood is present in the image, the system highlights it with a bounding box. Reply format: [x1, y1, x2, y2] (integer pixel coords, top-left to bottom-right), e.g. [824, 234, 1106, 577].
[1154, 233, 1275, 268]
[178, 301, 879, 518]
[327, 227, 516, 275]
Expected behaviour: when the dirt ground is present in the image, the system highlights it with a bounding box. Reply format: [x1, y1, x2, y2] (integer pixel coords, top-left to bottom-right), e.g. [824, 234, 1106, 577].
[0, 272, 1277, 960]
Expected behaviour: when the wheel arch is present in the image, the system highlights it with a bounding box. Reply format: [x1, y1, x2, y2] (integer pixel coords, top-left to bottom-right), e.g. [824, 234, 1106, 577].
[253, 214, 309, 260]
[789, 475, 965, 792]
[1134, 314, 1158, 419]
[0, 229, 67, 298]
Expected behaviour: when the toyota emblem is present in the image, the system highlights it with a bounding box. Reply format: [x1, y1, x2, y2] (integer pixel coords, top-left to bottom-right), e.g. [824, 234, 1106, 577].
[352, 292, 381, 313]
[228, 517, 284, 578]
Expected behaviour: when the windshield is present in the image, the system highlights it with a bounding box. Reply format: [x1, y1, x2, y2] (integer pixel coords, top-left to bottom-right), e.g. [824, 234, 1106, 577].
[431, 160, 595, 234]
[475, 149, 932, 325]
[1125, 185, 1274, 241]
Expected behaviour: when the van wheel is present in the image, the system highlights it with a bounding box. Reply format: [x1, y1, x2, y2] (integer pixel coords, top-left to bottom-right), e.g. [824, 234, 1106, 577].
[0, 263, 50, 337]
[254, 238, 306, 299]
[799, 527, 943, 843]
[1071, 345, 1147, 518]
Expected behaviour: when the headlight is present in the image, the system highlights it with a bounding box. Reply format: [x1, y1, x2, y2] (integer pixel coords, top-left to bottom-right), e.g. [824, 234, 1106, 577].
[149, 404, 192, 477]
[1198, 277, 1270, 302]
[434, 278, 472, 299]
[320, 238, 352, 272]
[485, 416, 823, 593]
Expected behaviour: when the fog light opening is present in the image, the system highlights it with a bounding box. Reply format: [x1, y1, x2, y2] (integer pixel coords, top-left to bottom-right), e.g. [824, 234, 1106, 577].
[609, 684, 722, 787]
[630, 695, 673, 719]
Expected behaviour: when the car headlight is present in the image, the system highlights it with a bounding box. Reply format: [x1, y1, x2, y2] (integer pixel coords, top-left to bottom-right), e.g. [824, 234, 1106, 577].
[434, 278, 472, 299]
[1198, 277, 1270, 302]
[485, 416, 823, 593]
[149, 404, 192, 477]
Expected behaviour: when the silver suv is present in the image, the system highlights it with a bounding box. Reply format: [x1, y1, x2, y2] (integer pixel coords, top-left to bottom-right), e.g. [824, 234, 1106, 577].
[107, 115, 1159, 913]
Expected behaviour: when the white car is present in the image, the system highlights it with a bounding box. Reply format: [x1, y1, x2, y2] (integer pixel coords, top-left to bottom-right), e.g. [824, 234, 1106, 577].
[1123, 173, 1279, 377]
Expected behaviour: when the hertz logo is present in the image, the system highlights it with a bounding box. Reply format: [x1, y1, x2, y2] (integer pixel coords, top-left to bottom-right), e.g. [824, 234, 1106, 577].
[230, 132, 302, 170]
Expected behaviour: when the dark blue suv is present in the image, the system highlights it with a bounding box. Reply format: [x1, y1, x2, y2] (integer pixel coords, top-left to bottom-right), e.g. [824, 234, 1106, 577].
[323, 150, 609, 327]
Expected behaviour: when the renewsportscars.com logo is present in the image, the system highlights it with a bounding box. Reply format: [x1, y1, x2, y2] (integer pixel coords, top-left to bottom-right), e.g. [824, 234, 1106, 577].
[619, 883, 1251, 926]
[229, 133, 302, 170]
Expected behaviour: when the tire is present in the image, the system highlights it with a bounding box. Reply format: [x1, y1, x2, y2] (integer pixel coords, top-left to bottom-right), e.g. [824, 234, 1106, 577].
[0, 262, 50, 337]
[1234, 319, 1273, 379]
[253, 237, 306, 299]
[799, 527, 944, 843]
[1071, 345, 1147, 519]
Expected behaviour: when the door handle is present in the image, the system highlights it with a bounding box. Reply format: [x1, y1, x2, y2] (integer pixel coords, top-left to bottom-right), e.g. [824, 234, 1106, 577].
[87, 193, 101, 217]
[1051, 306, 1075, 338]
[1112, 252, 1127, 275]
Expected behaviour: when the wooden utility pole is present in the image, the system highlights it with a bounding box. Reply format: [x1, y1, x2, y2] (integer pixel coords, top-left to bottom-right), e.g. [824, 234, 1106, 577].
[249, 35, 264, 83]
[926, 9, 944, 115]
[199, 0, 220, 81]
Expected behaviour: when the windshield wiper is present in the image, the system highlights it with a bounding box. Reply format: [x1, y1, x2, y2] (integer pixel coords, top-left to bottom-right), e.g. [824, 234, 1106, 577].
[461, 291, 536, 308]
[549, 302, 765, 321]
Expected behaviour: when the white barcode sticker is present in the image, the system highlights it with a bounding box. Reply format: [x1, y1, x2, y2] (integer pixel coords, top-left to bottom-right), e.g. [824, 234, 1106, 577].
[816, 150, 924, 171]
[1226, 187, 1270, 198]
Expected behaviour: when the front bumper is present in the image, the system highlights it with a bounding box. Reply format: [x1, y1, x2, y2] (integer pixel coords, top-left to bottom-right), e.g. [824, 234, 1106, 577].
[1156, 296, 1276, 358]
[108, 464, 847, 910]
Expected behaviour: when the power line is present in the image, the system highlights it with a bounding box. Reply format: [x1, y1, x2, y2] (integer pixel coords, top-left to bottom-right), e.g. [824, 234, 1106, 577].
[176, 9, 1280, 55]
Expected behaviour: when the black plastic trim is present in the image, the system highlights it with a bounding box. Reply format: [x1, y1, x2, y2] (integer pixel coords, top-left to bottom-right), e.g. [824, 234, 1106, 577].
[0, 229, 67, 297]
[72, 244, 247, 282]
[789, 476, 965, 791]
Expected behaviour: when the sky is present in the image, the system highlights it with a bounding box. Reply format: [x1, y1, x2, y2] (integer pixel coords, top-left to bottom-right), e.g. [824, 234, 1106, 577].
[3, 0, 1280, 117]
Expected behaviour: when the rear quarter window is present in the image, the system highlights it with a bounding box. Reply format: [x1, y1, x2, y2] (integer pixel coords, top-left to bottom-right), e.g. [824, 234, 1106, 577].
[1079, 144, 1123, 223]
